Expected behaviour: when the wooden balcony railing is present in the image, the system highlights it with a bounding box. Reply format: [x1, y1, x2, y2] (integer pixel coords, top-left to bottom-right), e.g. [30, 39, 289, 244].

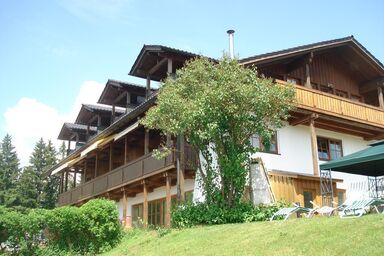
[58, 145, 198, 206]
[276, 80, 384, 128]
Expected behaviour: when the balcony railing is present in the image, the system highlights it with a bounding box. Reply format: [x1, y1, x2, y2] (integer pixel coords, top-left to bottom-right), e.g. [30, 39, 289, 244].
[58, 145, 197, 206]
[276, 80, 384, 128]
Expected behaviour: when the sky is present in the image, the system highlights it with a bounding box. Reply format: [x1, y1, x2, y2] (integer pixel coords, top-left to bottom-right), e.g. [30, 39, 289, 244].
[0, 0, 383, 166]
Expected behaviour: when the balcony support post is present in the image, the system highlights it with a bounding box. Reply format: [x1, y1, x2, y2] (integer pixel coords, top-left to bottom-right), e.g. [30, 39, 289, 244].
[144, 129, 149, 155]
[310, 118, 319, 176]
[143, 181, 148, 228]
[109, 144, 113, 172]
[146, 75, 151, 99]
[304, 52, 313, 88]
[165, 173, 171, 227]
[124, 135, 128, 164]
[176, 135, 185, 202]
[65, 170, 69, 192]
[378, 86, 384, 109]
[122, 188, 129, 228]
[73, 168, 77, 188]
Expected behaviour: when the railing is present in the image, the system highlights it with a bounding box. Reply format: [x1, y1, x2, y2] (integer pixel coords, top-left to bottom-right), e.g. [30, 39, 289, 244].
[58, 151, 176, 206]
[58, 145, 198, 206]
[276, 80, 384, 128]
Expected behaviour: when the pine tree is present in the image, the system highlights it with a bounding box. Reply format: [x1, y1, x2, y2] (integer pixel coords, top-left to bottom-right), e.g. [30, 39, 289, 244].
[0, 134, 20, 206]
[40, 140, 59, 209]
[59, 141, 67, 160]
[16, 166, 39, 209]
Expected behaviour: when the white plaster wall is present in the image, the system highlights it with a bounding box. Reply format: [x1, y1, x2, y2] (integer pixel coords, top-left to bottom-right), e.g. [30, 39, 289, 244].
[251, 125, 372, 193]
[116, 179, 195, 220]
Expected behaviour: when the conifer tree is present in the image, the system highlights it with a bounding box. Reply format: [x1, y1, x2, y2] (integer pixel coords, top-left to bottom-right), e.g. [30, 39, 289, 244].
[40, 140, 59, 208]
[16, 166, 39, 209]
[0, 134, 20, 206]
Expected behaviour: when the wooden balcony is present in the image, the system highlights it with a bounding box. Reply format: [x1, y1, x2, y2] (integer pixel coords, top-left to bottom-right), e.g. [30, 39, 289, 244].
[58, 145, 197, 206]
[276, 81, 384, 128]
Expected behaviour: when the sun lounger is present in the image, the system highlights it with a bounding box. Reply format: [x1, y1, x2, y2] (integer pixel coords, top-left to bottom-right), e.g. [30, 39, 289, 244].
[270, 204, 312, 221]
[308, 201, 339, 217]
[341, 198, 384, 218]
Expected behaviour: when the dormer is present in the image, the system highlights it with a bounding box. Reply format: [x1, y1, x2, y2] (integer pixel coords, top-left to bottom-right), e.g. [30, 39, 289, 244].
[57, 122, 98, 155]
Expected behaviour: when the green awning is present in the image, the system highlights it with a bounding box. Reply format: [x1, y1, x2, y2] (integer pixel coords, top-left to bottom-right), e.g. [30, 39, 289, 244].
[320, 140, 384, 177]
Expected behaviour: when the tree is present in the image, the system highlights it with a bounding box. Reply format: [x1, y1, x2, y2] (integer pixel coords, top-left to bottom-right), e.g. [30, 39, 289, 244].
[0, 134, 20, 206]
[58, 141, 67, 160]
[142, 57, 296, 207]
[15, 166, 39, 209]
[40, 140, 59, 209]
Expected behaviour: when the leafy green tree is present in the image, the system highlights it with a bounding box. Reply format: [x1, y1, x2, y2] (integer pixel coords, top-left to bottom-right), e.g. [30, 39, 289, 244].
[142, 57, 296, 207]
[0, 134, 20, 206]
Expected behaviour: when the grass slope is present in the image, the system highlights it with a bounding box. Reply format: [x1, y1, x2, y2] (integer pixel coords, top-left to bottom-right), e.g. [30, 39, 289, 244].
[103, 214, 384, 256]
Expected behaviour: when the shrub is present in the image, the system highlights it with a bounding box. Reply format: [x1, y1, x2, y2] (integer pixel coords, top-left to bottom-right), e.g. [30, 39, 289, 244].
[45, 198, 122, 254]
[171, 201, 286, 228]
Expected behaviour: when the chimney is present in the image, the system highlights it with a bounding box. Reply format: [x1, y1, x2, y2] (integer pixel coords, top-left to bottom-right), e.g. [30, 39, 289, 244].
[227, 29, 235, 59]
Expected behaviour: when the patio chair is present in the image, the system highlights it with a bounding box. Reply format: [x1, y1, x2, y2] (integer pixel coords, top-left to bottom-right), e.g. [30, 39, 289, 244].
[308, 201, 340, 217]
[341, 198, 384, 218]
[270, 204, 312, 221]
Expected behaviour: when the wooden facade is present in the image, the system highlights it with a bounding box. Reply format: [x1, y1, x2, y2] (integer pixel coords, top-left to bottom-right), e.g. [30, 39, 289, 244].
[269, 171, 344, 208]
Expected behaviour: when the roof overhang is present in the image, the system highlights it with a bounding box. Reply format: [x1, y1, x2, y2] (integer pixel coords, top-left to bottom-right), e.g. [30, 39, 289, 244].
[129, 45, 211, 81]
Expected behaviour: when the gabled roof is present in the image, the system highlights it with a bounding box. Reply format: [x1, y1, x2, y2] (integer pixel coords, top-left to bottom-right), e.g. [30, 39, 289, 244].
[129, 45, 215, 81]
[57, 122, 98, 141]
[98, 79, 152, 107]
[239, 36, 384, 75]
[75, 103, 126, 125]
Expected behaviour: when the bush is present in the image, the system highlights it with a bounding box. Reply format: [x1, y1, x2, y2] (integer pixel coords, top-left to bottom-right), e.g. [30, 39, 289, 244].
[171, 201, 286, 228]
[0, 206, 47, 255]
[0, 199, 122, 255]
[46, 198, 123, 254]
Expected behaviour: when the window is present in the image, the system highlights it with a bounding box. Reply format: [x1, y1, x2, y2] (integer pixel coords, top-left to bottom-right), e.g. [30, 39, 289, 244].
[335, 89, 348, 98]
[148, 199, 165, 226]
[303, 191, 314, 208]
[317, 137, 343, 161]
[132, 203, 143, 228]
[337, 192, 345, 206]
[251, 132, 278, 154]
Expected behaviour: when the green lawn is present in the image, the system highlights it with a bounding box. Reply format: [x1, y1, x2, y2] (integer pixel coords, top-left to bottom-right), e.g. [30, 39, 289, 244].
[103, 214, 384, 256]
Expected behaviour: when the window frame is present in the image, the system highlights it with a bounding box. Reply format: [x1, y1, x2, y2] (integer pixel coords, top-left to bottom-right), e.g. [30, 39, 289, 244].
[317, 136, 343, 161]
[251, 132, 279, 154]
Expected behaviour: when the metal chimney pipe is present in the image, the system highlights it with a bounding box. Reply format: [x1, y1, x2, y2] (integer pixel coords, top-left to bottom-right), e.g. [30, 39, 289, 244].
[227, 29, 235, 59]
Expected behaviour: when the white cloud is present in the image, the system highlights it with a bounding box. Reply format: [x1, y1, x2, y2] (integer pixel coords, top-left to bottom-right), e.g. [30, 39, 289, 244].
[3, 81, 104, 167]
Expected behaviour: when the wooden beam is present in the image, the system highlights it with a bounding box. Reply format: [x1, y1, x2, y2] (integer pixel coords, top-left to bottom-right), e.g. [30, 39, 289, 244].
[165, 173, 171, 227]
[167, 58, 173, 75]
[149, 57, 167, 75]
[177, 135, 185, 202]
[124, 135, 128, 164]
[73, 168, 77, 188]
[378, 87, 384, 109]
[114, 91, 128, 104]
[65, 171, 69, 192]
[146, 76, 151, 100]
[95, 152, 98, 178]
[309, 119, 319, 176]
[83, 159, 87, 183]
[143, 181, 148, 228]
[109, 144, 113, 172]
[290, 113, 319, 126]
[122, 190, 128, 228]
[144, 130, 149, 155]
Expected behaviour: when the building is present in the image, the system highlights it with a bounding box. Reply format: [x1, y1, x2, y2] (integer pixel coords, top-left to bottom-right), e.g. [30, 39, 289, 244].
[49, 36, 384, 227]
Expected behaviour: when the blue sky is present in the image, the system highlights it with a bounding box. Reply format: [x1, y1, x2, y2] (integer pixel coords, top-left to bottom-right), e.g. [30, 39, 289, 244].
[0, 0, 383, 165]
